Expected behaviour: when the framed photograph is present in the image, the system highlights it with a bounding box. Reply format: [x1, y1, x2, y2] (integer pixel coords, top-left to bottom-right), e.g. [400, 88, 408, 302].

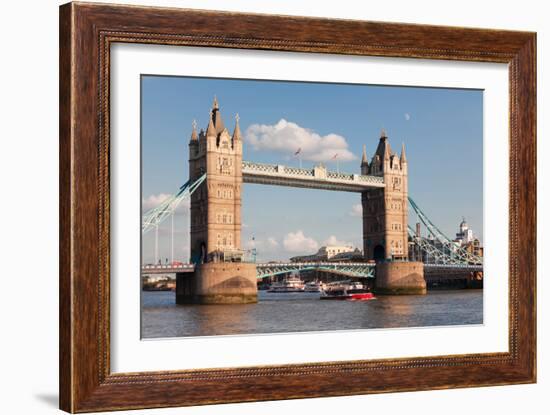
[59, 2, 536, 412]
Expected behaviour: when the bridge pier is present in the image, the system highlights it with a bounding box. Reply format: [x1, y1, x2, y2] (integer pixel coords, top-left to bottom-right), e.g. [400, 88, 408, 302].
[375, 261, 426, 295]
[176, 262, 258, 304]
[467, 271, 484, 289]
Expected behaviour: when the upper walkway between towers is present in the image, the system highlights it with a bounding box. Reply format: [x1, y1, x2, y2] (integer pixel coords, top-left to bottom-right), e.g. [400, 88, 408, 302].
[241, 161, 385, 192]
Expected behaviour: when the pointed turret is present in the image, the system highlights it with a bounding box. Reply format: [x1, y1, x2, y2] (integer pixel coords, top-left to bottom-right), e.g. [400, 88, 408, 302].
[211, 95, 225, 134]
[232, 113, 242, 141]
[361, 144, 369, 174]
[384, 144, 392, 160]
[400, 142, 407, 164]
[190, 119, 198, 142]
[206, 112, 216, 137]
[361, 145, 368, 165]
[189, 119, 199, 158]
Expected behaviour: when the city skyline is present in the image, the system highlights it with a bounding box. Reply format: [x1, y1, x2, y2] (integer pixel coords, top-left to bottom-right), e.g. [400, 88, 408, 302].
[141, 75, 483, 264]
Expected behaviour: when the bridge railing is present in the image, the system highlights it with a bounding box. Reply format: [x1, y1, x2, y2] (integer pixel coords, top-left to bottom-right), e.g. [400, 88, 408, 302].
[327, 171, 354, 180]
[282, 166, 315, 176]
[142, 264, 195, 270]
[242, 161, 315, 176]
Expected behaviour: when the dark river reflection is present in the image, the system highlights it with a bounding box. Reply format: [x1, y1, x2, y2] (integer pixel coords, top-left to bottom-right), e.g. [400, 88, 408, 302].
[141, 289, 483, 338]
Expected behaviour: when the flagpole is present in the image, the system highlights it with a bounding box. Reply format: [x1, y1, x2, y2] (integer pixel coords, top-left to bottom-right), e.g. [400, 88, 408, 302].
[294, 148, 302, 169]
[332, 153, 339, 173]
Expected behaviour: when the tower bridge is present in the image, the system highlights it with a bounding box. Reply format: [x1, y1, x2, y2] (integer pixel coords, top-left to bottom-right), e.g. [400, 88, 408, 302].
[142, 98, 483, 304]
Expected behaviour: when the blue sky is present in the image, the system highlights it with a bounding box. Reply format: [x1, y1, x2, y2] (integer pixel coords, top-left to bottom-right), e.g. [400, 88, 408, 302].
[141, 75, 483, 263]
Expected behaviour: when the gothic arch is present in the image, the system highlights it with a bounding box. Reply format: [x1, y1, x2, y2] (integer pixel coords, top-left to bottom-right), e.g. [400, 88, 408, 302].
[373, 245, 385, 262]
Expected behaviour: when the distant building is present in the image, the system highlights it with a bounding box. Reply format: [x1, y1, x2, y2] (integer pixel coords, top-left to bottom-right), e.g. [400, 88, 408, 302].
[408, 217, 483, 263]
[452, 217, 483, 257]
[454, 217, 474, 246]
[462, 238, 484, 257]
[290, 245, 362, 262]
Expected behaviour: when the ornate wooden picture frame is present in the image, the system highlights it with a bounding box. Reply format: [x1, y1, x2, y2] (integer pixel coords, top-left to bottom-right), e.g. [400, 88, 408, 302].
[59, 2, 536, 412]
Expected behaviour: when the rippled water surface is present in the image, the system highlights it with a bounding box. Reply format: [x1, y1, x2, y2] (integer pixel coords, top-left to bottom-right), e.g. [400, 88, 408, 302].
[141, 289, 483, 338]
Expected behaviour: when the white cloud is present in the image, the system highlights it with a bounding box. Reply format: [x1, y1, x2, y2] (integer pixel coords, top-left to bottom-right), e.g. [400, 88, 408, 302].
[142, 193, 190, 214]
[283, 230, 319, 253]
[244, 236, 279, 250]
[323, 235, 353, 247]
[350, 203, 363, 217]
[404, 113, 411, 121]
[245, 119, 357, 162]
[142, 193, 170, 211]
[267, 237, 279, 248]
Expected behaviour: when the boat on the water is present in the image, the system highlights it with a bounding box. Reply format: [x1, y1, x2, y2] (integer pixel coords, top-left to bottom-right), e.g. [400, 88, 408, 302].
[320, 281, 375, 300]
[304, 281, 322, 292]
[268, 273, 305, 293]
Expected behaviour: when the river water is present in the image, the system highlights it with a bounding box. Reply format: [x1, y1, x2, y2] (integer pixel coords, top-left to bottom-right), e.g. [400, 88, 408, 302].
[141, 289, 483, 338]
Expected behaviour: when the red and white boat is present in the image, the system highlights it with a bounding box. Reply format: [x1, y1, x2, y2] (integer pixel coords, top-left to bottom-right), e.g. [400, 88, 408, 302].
[320, 281, 375, 301]
[268, 273, 305, 293]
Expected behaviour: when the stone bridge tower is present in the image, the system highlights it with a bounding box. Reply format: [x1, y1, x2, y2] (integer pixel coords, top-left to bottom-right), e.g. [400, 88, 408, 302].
[362, 130, 425, 295]
[179, 97, 257, 304]
[361, 129, 409, 261]
[188, 97, 243, 263]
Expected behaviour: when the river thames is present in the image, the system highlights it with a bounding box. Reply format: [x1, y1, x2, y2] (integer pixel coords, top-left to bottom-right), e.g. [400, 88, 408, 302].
[141, 289, 483, 338]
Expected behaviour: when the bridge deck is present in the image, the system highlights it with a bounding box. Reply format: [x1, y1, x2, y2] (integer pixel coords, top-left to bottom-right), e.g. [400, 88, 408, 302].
[141, 262, 482, 277]
[242, 161, 384, 192]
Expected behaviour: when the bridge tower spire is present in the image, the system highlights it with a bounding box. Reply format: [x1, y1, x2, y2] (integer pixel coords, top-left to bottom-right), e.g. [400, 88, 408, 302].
[206, 111, 216, 137]
[189, 119, 199, 160]
[232, 113, 242, 142]
[400, 142, 407, 166]
[361, 144, 369, 175]
[361, 129, 409, 262]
